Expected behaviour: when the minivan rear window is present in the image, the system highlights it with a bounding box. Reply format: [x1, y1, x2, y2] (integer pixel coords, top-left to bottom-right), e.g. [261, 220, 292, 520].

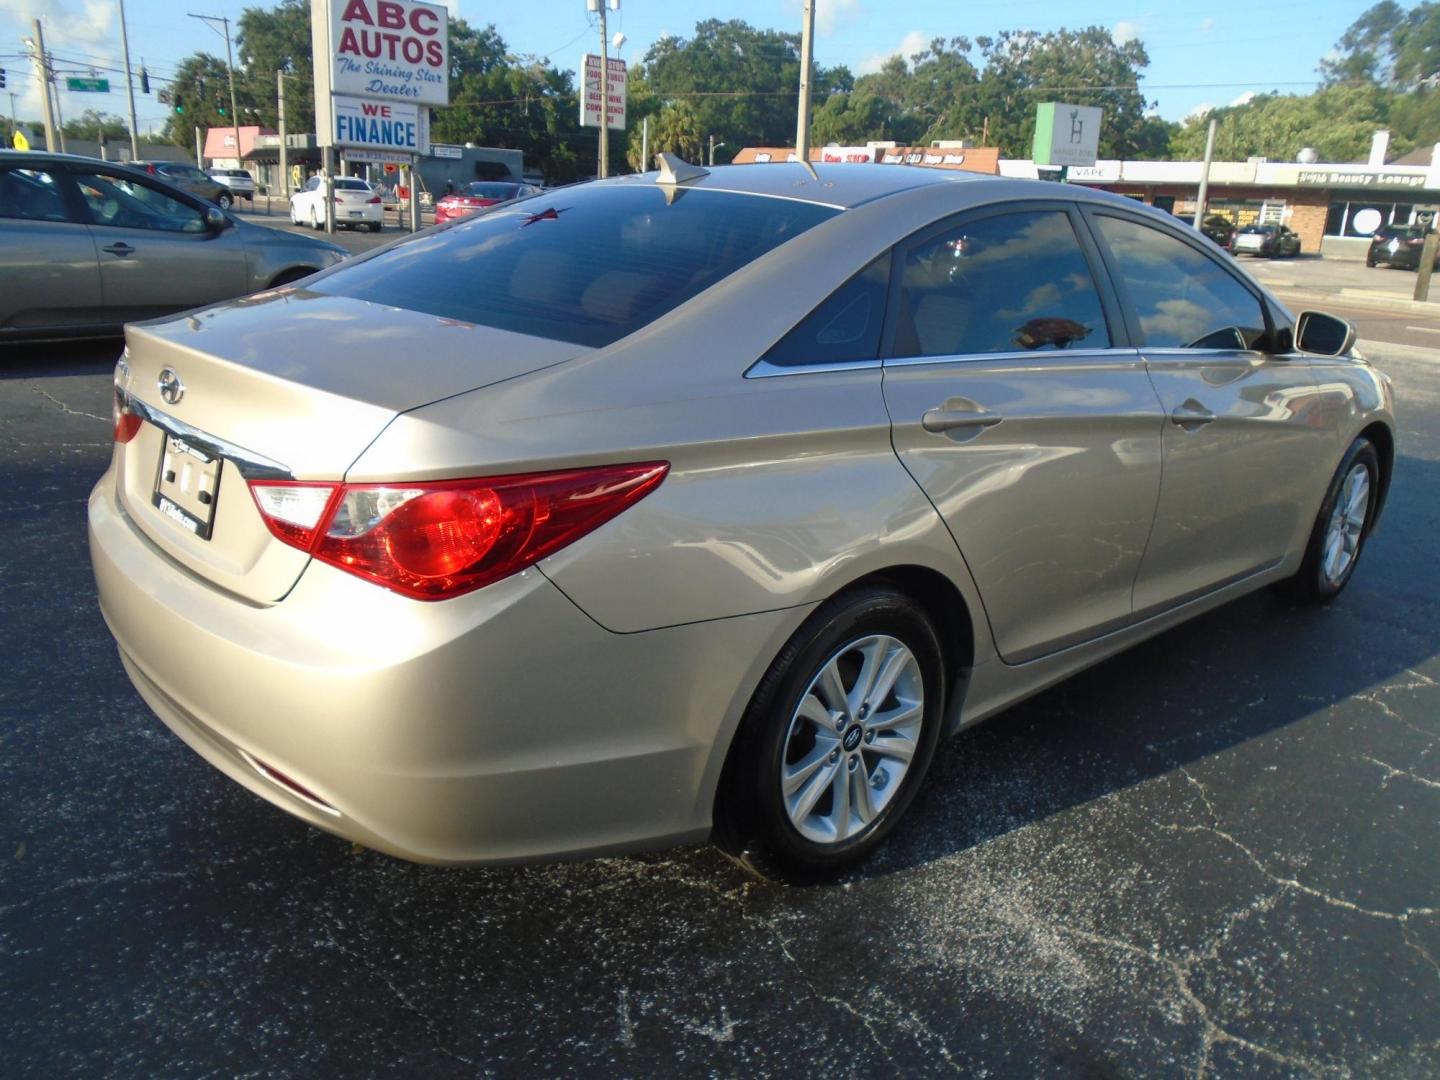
[311, 185, 838, 347]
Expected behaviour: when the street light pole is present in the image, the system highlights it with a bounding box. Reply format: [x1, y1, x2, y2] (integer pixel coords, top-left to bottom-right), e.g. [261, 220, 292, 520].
[795, 0, 815, 164]
[27, 21, 59, 154]
[597, 0, 609, 178]
[189, 13, 241, 170]
[277, 71, 289, 200]
[117, 0, 141, 160]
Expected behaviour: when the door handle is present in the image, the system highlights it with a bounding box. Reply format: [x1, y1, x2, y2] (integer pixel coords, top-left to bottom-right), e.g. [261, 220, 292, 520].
[1170, 401, 1217, 428]
[102, 242, 136, 257]
[921, 408, 1005, 434]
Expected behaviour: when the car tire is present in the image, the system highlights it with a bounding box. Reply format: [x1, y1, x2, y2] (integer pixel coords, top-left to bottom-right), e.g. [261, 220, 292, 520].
[369, 222, 382, 233]
[713, 585, 946, 882]
[1366, 256, 1376, 267]
[216, 192, 233, 211]
[1280, 437, 1381, 603]
[310, 208, 321, 230]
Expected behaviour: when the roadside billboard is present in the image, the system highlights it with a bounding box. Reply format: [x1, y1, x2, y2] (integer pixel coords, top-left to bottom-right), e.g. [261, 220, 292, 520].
[331, 94, 429, 156]
[580, 54, 626, 130]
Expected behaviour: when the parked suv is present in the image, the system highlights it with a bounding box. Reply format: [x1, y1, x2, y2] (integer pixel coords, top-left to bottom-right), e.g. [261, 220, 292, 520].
[130, 161, 234, 209]
[208, 168, 257, 203]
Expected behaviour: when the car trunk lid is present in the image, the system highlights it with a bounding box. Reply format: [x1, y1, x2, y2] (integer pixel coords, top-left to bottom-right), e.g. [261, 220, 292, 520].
[114, 288, 588, 603]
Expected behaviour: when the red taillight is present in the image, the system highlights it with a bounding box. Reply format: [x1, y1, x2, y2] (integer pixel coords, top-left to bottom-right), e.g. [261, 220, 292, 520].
[249, 463, 668, 600]
[367, 195, 382, 204]
[114, 411, 142, 443]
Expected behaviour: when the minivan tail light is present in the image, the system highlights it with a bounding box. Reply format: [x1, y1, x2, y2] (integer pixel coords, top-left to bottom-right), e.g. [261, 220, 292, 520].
[248, 463, 668, 600]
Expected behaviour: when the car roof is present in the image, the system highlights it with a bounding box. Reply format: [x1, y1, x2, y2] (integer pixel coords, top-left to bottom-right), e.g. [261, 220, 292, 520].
[605, 161, 987, 209]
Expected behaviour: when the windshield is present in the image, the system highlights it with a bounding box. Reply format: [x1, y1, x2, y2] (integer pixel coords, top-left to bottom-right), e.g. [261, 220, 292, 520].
[334, 179, 371, 191]
[312, 185, 838, 348]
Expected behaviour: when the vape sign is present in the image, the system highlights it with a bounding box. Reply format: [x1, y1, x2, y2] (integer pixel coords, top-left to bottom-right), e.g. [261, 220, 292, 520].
[315, 0, 449, 107]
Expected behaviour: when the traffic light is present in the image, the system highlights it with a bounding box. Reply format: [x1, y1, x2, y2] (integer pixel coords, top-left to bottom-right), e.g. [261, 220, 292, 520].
[0, 67, 7, 89]
[140, 67, 149, 94]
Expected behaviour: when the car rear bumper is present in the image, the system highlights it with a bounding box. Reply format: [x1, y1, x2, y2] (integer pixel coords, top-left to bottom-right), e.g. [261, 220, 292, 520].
[89, 468, 798, 864]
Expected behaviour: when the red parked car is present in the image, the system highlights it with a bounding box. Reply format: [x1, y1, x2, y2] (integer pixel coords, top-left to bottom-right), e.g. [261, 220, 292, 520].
[434, 181, 542, 224]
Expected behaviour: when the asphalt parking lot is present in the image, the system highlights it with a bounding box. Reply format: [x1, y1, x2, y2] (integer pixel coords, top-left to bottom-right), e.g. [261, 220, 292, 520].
[2, 261, 1437, 1076]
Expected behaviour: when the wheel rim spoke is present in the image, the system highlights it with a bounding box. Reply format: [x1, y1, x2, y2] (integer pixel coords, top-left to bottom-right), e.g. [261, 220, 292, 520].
[828, 758, 851, 842]
[851, 760, 877, 826]
[788, 757, 839, 821]
[870, 732, 917, 764]
[795, 693, 833, 735]
[867, 700, 922, 733]
[783, 739, 837, 796]
[816, 658, 849, 715]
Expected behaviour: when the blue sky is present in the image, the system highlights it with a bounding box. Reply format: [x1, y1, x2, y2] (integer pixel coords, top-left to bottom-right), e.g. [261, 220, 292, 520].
[0, 0, 1381, 143]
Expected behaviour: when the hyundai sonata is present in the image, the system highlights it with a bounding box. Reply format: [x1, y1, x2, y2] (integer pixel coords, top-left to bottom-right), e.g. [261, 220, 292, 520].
[90, 159, 1395, 878]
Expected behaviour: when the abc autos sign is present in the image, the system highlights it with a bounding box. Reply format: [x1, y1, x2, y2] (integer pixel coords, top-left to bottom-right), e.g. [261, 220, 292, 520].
[313, 0, 449, 107]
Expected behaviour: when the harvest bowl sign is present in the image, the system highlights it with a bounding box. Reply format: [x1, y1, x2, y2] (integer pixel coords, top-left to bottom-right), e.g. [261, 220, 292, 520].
[314, 0, 450, 106]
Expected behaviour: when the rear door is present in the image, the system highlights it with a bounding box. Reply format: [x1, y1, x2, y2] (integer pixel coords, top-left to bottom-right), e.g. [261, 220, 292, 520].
[1085, 210, 1330, 615]
[0, 162, 105, 335]
[69, 163, 251, 321]
[881, 202, 1165, 663]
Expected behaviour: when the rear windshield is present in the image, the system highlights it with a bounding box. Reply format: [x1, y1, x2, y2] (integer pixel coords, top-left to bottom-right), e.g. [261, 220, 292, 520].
[1374, 225, 1419, 239]
[312, 184, 838, 347]
[461, 182, 520, 199]
[1240, 224, 1276, 234]
[334, 178, 370, 191]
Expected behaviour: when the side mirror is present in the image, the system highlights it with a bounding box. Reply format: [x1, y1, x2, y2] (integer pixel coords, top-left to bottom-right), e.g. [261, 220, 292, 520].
[205, 206, 229, 231]
[1294, 311, 1356, 357]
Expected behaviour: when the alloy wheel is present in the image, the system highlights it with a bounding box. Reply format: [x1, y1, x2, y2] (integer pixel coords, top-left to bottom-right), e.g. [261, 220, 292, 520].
[779, 634, 924, 845]
[1322, 462, 1370, 588]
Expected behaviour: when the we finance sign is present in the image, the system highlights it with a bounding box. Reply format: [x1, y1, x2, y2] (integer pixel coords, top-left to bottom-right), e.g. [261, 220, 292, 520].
[313, 0, 449, 107]
[333, 95, 429, 155]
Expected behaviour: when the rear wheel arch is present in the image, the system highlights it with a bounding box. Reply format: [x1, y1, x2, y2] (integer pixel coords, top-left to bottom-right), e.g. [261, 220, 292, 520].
[266, 267, 318, 289]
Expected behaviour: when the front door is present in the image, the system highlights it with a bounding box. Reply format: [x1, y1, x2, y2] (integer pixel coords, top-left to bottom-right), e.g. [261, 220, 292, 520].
[881, 204, 1165, 663]
[1086, 211, 1331, 615]
[69, 165, 250, 323]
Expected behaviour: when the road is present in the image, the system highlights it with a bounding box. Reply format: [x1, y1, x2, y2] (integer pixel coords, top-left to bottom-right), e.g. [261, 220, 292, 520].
[1, 286, 1436, 1076]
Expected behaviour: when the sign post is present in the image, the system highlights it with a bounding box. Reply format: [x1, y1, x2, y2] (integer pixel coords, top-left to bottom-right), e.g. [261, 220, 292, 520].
[312, 0, 449, 234]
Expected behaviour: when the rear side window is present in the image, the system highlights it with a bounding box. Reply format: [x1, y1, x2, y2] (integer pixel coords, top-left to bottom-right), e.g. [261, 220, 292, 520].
[763, 254, 889, 367]
[0, 167, 70, 222]
[313, 185, 838, 347]
[1094, 214, 1268, 349]
[893, 209, 1111, 358]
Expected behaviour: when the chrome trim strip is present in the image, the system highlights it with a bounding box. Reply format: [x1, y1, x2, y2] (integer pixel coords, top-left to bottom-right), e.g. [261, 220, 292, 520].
[745, 357, 883, 379]
[883, 347, 1144, 370]
[119, 390, 294, 481]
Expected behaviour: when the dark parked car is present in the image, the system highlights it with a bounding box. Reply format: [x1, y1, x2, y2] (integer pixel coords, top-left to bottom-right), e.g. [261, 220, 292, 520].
[1198, 214, 1236, 251]
[130, 160, 234, 209]
[1366, 224, 1439, 269]
[0, 150, 346, 342]
[1233, 223, 1301, 258]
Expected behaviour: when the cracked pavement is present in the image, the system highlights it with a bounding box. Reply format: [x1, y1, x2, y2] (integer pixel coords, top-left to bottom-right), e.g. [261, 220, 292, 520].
[1, 339, 1437, 1078]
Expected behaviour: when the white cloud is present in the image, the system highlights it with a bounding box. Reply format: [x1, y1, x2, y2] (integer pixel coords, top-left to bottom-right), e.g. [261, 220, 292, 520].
[1230, 90, 1255, 107]
[1200, 17, 1216, 33]
[1187, 103, 1215, 120]
[858, 29, 928, 75]
[816, 0, 860, 36]
[1112, 20, 1143, 45]
[0, 0, 116, 51]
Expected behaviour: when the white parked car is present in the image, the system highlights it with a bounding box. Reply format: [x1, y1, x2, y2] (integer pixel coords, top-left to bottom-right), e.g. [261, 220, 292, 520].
[208, 168, 256, 202]
[289, 176, 383, 233]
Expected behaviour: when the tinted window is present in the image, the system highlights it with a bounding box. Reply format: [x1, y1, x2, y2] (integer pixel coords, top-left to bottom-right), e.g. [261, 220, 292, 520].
[335, 179, 370, 191]
[0, 167, 70, 222]
[1095, 214, 1268, 349]
[763, 254, 889, 367]
[74, 170, 207, 233]
[893, 209, 1110, 358]
[314, 186, 837, 347]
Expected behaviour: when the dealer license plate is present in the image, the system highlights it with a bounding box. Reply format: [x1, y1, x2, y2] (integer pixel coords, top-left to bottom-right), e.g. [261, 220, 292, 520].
[349, 210, 365, 217]
[152, 435, 222, 540]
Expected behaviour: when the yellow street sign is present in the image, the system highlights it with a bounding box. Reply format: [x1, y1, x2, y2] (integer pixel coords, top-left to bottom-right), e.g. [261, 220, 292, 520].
[12, 130, 30, 151]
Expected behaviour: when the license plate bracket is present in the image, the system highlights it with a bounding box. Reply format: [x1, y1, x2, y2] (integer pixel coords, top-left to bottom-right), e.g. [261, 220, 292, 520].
[152, 435, 222, 540]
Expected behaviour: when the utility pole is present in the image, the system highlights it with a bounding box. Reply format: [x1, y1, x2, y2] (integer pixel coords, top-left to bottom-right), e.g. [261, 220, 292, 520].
[1192, 116, 1218, 229]
[597, 0, 610, 178]
[195, 125, 202, 167]
[1414, 227, 1440, 302]
[189, 13, 241, 171]
[8, 93, 18, 143]
[641, 114, 649, 172]
[277, 71, 289, 199]
[28, 21, 59, 154]
[795, 0, 815, 164]
[117, 0, 140, 160]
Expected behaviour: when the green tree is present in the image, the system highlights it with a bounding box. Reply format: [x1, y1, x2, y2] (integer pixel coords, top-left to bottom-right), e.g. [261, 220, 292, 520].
[62, 109, 130, 143]
[1172, 83, 1400, 162]
[627, 100, 702, 168]
[237, 0, 314, 133]
[161, 53, 256, 146]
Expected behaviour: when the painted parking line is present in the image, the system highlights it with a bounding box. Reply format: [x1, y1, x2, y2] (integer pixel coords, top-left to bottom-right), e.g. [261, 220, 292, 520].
[1404, 325, 1440, 334]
